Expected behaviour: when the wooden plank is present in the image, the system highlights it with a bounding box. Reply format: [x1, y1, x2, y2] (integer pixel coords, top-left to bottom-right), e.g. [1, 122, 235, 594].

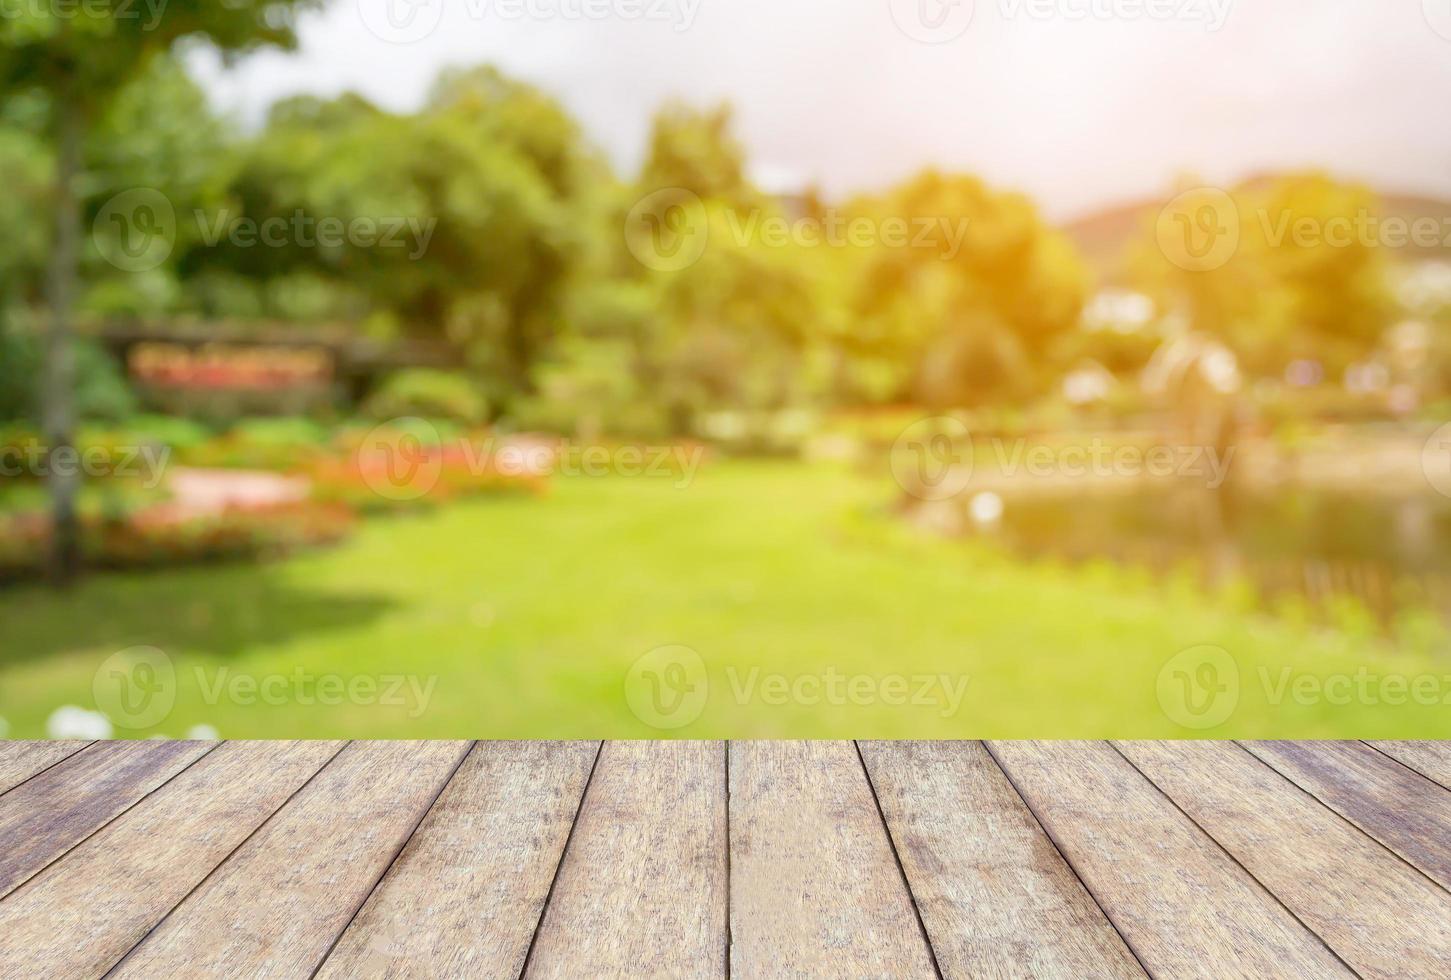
[317, 741, 598, 979]
[0, 740, 213, 900]
[988, 741, 1353, 978]
[109, 741, 471, 978]
[524, 741, 726, 979]
[860, 741, 1144, 979]
[1120, 740, 1451, 979]
[1372, 741, 1451, 789]
[0, 741, 343, 977]
[728, 741, 936, 979]
[0, 741, 92, 796]
[1244, 740, 1451, 890]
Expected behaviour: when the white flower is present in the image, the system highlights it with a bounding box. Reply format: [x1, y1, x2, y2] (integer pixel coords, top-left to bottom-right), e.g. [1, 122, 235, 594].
[970, 491, 1005, 526]
[47, 706, 114, 740]
[186, 724, 221, 741]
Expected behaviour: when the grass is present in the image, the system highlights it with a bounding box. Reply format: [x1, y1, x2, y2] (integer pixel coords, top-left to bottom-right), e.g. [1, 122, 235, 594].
[2, 459, 1449, 739]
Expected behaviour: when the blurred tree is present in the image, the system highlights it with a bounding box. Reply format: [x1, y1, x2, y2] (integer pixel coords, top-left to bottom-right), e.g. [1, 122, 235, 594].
[639, 102, 753, 204]
[198, 67, 601, 412]
[846, 171, 1089, 407]
[1128, 174, 1395, 378]
[0, 0, 316, 583]
[557, 104, 831, 438]
[87, 55, 235, 317]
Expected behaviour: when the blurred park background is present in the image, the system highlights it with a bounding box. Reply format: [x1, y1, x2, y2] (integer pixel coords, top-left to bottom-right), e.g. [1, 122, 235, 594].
[3, 0, 1451, 739]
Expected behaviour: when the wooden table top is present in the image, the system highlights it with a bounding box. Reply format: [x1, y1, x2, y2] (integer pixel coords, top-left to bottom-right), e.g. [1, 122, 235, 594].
[1, 740, 1448, 978]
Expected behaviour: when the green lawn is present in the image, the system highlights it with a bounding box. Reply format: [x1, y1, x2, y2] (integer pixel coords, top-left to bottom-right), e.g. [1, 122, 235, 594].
[2, 460, 1449, 739]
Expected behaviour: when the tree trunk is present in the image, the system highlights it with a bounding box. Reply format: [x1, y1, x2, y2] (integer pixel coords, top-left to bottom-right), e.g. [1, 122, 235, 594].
[43, 96, 84, 586]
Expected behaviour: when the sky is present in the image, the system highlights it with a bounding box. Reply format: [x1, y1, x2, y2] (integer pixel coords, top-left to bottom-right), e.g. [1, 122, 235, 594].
[189, 0, 1451, 221]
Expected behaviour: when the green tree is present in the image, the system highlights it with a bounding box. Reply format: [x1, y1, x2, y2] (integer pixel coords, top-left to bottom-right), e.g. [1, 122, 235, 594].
[1, 0, 316, 583]
[639, 102, 753, 204]
[1128, 174, 1395, 378]
[202, 67, 600, 410]
[846, 171, 1089, 406]
[563, 104, 832, 438]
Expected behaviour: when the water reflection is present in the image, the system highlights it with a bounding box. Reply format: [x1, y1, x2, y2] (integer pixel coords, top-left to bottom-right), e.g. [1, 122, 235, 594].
[972, 487, 1451, 628]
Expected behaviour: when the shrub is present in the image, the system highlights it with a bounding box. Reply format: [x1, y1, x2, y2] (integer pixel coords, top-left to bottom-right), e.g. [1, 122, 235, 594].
[363, 370, 488, 427]
[0, 320, 137, 424]
[178, 418, 333, 472]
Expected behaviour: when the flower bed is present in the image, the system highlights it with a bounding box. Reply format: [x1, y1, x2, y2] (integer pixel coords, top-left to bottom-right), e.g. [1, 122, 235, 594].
[0, 501, 355, 582]
[309, 438, 549, 513]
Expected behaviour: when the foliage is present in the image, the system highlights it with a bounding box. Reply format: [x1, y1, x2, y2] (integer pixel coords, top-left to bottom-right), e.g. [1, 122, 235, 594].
[845, 172, 1090, 407]
[0, 33, 1427, 441]
[0, 1, 315, 99]
[639, 102, 755, 205]
[0, 319, 135, 423]
[363, 369, 489, 426]
[191, 67, 600, 409]
[1127, 174, 1396, 377]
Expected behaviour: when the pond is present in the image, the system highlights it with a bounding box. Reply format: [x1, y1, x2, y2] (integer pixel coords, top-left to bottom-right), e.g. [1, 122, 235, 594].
[971, 486, 1451, 630]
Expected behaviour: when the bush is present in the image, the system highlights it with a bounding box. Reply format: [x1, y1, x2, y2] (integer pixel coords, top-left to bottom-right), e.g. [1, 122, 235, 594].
[97, 414, 215, 451]
[364, 370, 488, 426]
[178, 418, 333, 472]
[0, 316, 40, 422]
[0, 319, 137, 424]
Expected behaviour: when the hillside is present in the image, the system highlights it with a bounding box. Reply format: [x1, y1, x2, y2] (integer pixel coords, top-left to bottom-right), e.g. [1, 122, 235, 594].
[1062, 179, 1451, 281]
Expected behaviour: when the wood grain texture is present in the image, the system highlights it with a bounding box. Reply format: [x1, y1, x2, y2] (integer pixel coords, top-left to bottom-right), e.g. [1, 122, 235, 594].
[1244, 740, 1451, 890]
[0, 741, 343, 978]
[861, 741, 1144, 979]
[1372, 741, 1451, 789]
[0, 742, 92, 796]
[317, 741, 599, 980]
[524, 741, 726, 980]
[109, 741, 471, 979]
[1120, 740, 1451, 979]
[0, 740, 213, 900]
[988, 741, 1354, 979]
[729, 741, 936, 980]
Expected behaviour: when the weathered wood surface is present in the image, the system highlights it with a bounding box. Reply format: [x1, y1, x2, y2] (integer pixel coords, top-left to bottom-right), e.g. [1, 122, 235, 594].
[525, 741, 727, 979]
[0, 741, 343, 977]
[729, 741, 937, 979]
[0, 741, 92, 796]
[860, 741, 1144, 979]
[1119, 740, 1451, 979]
[319, 741, 599, 980]
[988, 741, 1355, 978]
[1373, 740, 1451, 789]
[1244, 740, 1451, 890]
[107, 741, 471, 978]
[0, 739, 1445, 978]
[0, 740, 214, 900]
